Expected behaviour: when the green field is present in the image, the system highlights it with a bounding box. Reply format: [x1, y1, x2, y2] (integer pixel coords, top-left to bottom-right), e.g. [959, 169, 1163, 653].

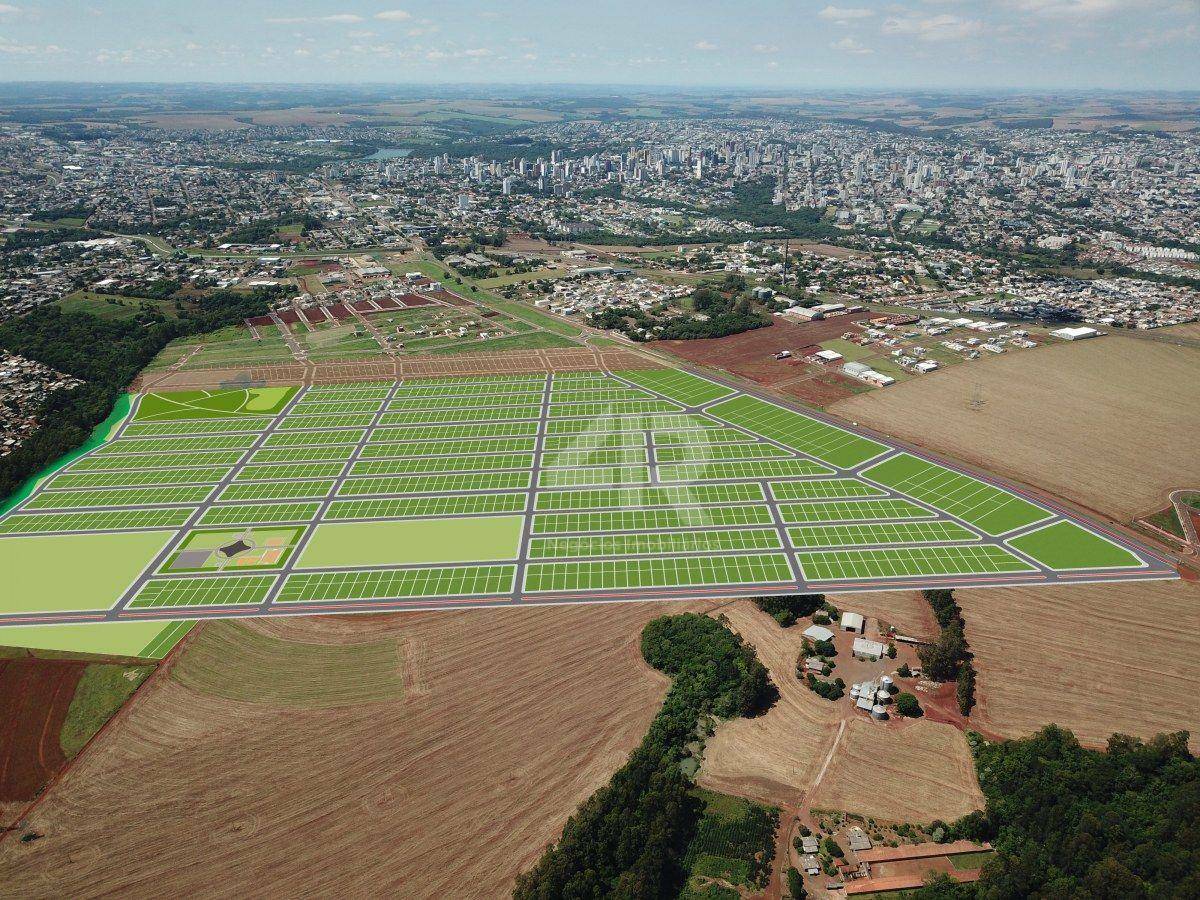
[128, 574, 277, 609]
[0, 620, 194, 659]
[615, 369, 734, 406]
[707, 395, 886, 468]
[657, 459, 834, 482]
[1009, 521, 1142, 570]
[278, 565, 517, 602]
[788, 520, 978, 548]
[779, 499, 932, 523]
[298, 516, 522, 567]
[0, 530, 174, 613]
[536, 483, 765, 511]
[0, 507, 195, 534]
[525, 553, 794, 592]
[326, 494, 526, 520]
[529, 529, 781, 559]
[0, 371, 1164, 642]
[532, 505, 774, 534]
[654, 443, 788, 462]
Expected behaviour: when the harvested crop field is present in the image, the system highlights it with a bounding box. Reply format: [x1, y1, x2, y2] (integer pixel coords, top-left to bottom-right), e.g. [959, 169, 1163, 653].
[0, 659, 83, 801]
[830, 337, 1200, 520]
[0, 601, 702, 897]
[959, 579, 1200, 752]
[697, 599, 977, 823]
[808, 718, 982, 822]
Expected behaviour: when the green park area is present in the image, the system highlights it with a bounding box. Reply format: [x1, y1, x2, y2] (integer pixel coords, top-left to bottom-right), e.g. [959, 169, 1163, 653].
[297, 515, 524, 568]
[0, 620, 194, 660]
[0, 530, 174, 614]
[134, 387, 296, 421]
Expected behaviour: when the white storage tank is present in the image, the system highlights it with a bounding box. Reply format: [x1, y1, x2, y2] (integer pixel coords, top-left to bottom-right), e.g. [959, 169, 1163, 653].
[871, 704, 888, 720]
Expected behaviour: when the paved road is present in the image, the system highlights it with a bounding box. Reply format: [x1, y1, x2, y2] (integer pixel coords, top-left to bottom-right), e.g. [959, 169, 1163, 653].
[0, 370, 1179, 631]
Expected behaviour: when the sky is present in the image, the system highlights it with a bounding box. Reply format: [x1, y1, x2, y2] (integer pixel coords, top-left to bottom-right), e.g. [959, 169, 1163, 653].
[0, 0, 1197, 91]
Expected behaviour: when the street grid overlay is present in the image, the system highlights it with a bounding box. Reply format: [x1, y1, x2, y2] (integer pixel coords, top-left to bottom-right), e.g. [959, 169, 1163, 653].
[0, 369, 1176, 629]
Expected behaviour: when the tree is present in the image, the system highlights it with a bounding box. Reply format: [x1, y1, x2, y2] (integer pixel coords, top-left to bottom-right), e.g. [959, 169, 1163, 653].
[822, 836, 845, 859]
[956, 664, 976, 715]
[786, 866, 807, 898]
[918, 621, 968, 682]
[753, 594, 824, 628]
[897, 662, 912, 678]
[896, 693, 923, 717]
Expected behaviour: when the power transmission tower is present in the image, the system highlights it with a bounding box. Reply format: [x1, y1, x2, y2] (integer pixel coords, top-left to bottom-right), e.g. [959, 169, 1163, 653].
[969, 383, 985, 412]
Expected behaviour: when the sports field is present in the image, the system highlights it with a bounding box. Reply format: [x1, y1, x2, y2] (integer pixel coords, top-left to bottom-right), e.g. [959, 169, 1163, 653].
[0, 367, 1171, 629]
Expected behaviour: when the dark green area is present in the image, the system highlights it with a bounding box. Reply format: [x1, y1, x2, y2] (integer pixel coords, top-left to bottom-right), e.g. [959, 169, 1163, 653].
[682, 789, 779, 894]
[913, 726, 1200, 899]
[513, 613, 776, 899]
[0, 287, 284, 505]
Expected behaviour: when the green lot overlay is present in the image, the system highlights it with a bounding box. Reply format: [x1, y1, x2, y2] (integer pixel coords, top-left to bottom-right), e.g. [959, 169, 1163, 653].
[0, 366, 1167, 653]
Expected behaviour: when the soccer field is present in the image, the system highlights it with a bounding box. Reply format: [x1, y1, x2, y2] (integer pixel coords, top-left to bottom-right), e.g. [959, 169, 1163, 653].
[0, 366, 1166, 630]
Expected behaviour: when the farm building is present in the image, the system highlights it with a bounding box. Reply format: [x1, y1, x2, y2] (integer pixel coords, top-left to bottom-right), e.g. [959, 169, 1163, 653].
[852, 637, 887, 660]
[803, 624, 836, 643]
[847, 827, 873, 852]
[841, 611, 865, 633]
[1050, 326, 1100, 340]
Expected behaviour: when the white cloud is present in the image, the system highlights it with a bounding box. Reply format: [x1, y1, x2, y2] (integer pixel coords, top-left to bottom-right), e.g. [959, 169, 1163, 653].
[1004, 0, 1138, 15]
[694, 39, 718, 50]
[462, 47, 492, 57]
[830, 36, 874, 54]
[0, 4, 22, 15]
[375, 9, 412, 21]
[882, 12, 982, 41]
[818, 6, 875, 22]
[753, 43, 780, 53]
[266, 14, 364, 25]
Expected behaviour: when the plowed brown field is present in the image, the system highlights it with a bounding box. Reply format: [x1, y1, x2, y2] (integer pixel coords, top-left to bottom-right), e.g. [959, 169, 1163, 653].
[0, 602, 701, 898]
[0, 659, 84, 801]
[959, 579, 1200, 752]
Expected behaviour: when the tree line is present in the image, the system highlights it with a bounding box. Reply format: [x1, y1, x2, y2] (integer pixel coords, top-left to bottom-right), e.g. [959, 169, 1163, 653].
[512, 613, 776, 899]
[0, 287, 280, 503]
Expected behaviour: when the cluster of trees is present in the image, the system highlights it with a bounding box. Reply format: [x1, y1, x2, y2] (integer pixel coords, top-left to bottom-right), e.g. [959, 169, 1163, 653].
[0, 287, 281, 503]
[221, 214, 322, 245]
[805, 673, 845, 701]
[513, 614, 776, 898]
[917, 590, 977, 715]
[660, 285, 770, 340]
[753, 593, 825, 628]
[910, 726, 1200, 898]
[895, 692, 923, 718]
[723, 178, 840, 240]
[2, 226, 102, 252]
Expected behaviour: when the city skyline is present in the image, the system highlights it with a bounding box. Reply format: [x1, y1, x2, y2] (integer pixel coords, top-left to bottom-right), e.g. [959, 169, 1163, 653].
[0, 0, 1196, 90]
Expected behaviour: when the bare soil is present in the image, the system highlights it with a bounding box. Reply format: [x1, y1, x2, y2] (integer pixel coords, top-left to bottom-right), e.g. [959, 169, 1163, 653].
[656, 316, 873, 390]
[0, 659, 83, 802]
[831, 336, 1200, 520]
